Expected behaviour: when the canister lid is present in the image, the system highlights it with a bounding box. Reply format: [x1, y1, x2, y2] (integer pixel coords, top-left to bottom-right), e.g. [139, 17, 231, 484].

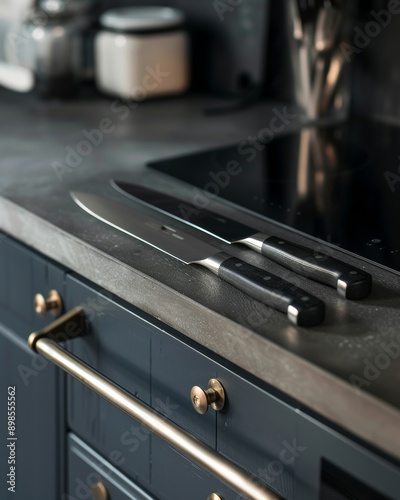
[99, 7, 185, 33]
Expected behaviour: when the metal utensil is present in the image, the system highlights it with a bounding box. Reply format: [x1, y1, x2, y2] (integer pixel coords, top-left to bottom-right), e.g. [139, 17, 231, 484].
[112, 180, 372, 300]
[293, 0, 322, 115]
[71, 191, 325, 327]
[318, 48, 346, 115]
[314, 4, 343, 53]
[312, 4, 343, 116]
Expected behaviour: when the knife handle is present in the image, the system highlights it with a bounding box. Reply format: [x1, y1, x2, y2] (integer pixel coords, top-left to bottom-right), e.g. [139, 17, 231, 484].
[216, 257, 325, 327]
[260, 237, 372, 300]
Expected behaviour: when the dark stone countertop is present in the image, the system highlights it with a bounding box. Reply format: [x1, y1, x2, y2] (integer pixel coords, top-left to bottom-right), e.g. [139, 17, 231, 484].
[1, 89, 400, 463]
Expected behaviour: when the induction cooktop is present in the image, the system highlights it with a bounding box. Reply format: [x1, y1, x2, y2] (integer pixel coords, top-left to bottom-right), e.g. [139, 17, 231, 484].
[148, 123, 400, 273]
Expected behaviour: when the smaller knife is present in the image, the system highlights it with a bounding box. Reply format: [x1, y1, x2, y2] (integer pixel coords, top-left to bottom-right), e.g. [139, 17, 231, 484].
[71, 191, 325, 327]
[112, 180, 372, 300]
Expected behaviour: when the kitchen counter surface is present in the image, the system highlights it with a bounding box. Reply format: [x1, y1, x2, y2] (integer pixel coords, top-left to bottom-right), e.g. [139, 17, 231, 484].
[1, 89, 400, 463]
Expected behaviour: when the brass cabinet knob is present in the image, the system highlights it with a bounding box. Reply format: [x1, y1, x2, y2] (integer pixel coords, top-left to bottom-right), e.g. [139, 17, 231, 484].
[190, 379, 225, 414]
[208, 494, 223, 500]
[92, 482, 108, 500]
[34, 290, 63, 318]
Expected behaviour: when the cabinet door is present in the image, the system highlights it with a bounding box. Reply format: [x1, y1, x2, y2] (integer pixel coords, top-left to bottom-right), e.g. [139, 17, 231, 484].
[0, 325, 63, 500]
[67, 433, 155, 500]
[0, 235, 65, 339]
[66, 276, 152, 486]
[151, 330, 217, 448]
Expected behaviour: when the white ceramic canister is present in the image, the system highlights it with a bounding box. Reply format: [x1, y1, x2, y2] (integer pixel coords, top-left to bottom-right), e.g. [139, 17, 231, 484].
[95, 7, 190, 100]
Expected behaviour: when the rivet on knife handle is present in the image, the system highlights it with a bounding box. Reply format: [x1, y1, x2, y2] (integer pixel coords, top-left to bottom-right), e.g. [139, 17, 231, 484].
[199, 253, 325, 327]
[253, 236, 372, 300]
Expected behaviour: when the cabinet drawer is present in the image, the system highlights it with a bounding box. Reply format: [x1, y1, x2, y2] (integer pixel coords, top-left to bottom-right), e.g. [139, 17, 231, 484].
[151, 331, 294, 499]
[67, 433, 155, 500]
[66, 276, 153, 486]
[216, 367, 298, 499]
[0, 235, 65, 339]
[152, 437, 237, 500]
[152, 330, 217, 448]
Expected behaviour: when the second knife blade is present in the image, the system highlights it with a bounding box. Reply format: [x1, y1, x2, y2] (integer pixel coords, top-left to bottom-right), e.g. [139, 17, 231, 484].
[112, 180, 372, 300]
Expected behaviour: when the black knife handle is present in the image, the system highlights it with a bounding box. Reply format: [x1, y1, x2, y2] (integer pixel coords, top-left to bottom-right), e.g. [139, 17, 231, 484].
[218, 257, 325, 327]
[260, 237, 372, 300]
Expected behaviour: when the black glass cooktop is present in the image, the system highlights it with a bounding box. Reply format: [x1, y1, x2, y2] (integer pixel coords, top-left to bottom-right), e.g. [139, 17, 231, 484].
[149, 122, 400, 273]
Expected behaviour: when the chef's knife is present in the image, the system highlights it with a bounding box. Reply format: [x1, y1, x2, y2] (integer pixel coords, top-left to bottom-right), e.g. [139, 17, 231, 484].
[71, 191, 325, 327]
[112, 180, 372, 300]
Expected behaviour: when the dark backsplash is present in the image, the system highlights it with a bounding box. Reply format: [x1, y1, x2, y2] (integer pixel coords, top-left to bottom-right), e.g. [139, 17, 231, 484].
[351, 4, 400, 124]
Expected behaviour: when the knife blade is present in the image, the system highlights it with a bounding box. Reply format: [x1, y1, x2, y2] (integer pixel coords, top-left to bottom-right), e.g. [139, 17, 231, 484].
[112, 180, 372, 300]
[71, 191, 325, 327]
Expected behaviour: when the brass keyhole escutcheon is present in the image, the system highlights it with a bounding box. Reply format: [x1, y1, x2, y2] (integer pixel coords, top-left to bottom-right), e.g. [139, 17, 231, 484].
[34, 290, 63, 318]
[190, 379, 225, 415]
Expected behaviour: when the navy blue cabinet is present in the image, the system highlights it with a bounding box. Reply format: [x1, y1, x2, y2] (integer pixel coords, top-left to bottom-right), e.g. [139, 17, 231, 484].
[65, 276, 153, 487]
[216, 367, 298, 499]
[151, 330, 218, 448]
[296, 410, 400, 499]
[0, 235, 65, 340]
[0, 235, 66, 500]
[67, 433, 155, 500]
[1, 232, 400, 500]
[151, 436, 237, 500]
[0, 328, 64, 500]
[151, 330, 296, 499]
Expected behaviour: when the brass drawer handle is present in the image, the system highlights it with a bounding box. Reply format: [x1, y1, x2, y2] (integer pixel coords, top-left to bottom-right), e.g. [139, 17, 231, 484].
[191, 379, 225, 414]
[28, 308, 281, 500]
[34, 290, 63, 317]
[208, 494, 223, 500]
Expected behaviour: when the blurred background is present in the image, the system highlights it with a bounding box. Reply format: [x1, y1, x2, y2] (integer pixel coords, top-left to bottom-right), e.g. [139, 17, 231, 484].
[0, 0, 400, 123]
[1, 0, 399, 123]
